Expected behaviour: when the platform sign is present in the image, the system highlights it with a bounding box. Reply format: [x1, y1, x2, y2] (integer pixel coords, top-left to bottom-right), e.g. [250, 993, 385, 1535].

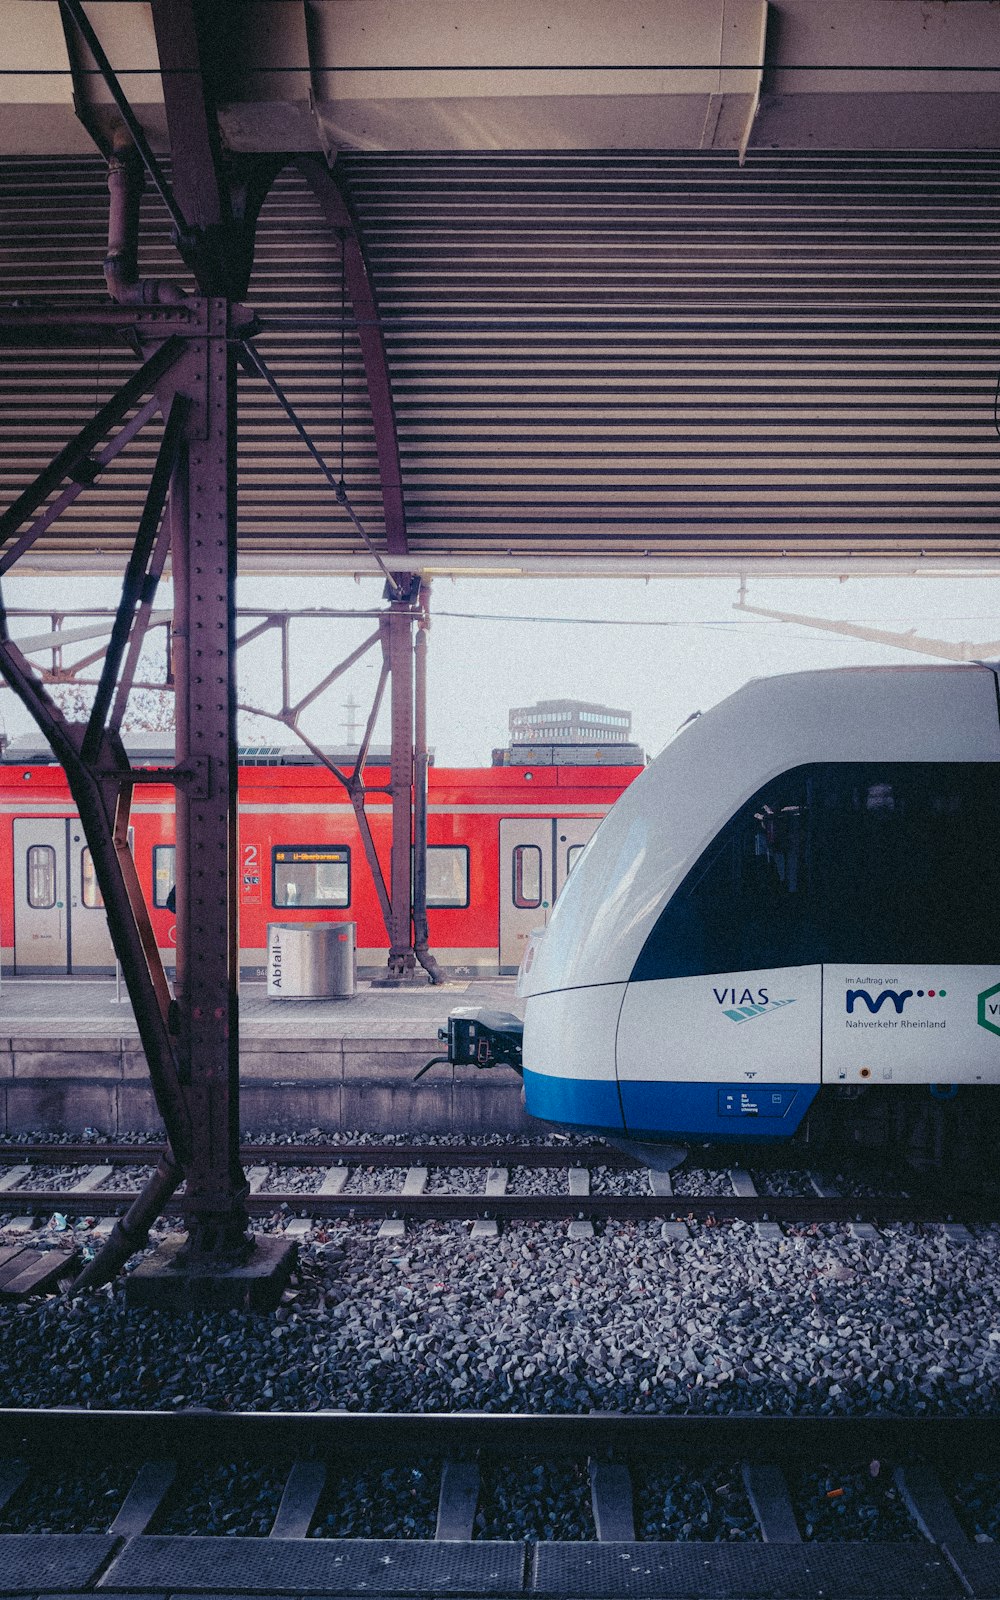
[240, 841, 262, 905]
[267, 922, 285, 995]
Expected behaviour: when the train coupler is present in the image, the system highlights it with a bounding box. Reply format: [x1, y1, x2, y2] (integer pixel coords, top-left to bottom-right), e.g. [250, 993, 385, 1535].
[415, 1007, 524, 1080]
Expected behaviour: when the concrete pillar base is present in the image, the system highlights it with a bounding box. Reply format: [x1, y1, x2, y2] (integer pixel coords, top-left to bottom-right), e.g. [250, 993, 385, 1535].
[124, 1233, 296, 1311]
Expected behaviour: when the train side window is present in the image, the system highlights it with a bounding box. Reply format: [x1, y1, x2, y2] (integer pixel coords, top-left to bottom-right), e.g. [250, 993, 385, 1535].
[153, 845, 176, 909]
[424, 846, 470, 908]
[566, 844, 585, 875]
[813, 763, 1000, 965]
[512, 844, 542, 908]
[26, 845, 56, 909]
[633, 761, 1000, 981]
[272, 846, 350, 908]
[81, 847, 104, 909]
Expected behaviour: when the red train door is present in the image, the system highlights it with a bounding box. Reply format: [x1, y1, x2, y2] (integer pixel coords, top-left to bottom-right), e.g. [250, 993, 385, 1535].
[498, 815, 599, 972]
[12, 815, 116, 972]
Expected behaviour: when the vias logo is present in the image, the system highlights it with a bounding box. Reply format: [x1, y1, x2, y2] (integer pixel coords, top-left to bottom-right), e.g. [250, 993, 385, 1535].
[713, 986, 796, 1024]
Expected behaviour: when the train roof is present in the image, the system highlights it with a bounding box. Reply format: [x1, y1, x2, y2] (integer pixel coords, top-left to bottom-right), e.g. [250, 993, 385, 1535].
[0, 734, 642, 770]
[0, 735, 401, 766]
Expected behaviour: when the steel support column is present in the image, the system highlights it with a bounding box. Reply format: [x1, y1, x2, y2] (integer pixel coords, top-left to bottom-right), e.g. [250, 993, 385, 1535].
[165, 300, 249, 1259]
[412, 584, 442, 984]
[379, 579, 443, 986]
[386, 595, 415, 979]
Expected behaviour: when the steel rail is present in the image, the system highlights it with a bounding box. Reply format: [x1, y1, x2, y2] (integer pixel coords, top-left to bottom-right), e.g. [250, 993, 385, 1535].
[0, 1141, 924, 1176]
[0, 1406, 995, 1466]
[2, 1189, 990, 1225]
[0, 1140, 641, 1168]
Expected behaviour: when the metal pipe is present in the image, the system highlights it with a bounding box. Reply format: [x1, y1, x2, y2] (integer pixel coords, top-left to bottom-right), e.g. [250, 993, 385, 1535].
[104, 137, 188, 307]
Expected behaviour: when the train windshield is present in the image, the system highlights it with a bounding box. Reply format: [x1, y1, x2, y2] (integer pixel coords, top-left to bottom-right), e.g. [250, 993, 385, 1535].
[633, 761, 1000, 980]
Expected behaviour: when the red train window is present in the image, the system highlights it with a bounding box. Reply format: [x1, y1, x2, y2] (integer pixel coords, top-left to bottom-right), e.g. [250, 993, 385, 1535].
[81, 848, 104, 909]
[152, 845, 176, 909]
[26, 845, 56, 909]
[512, 844, 542, 909]
[272, 846, 351, 909]
[424, 845, 469, 908]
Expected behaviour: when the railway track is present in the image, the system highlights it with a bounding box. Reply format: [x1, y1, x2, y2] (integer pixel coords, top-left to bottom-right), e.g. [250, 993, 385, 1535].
[0, 1143, 989, 1229]
[0, 1143, 991, 1238]
[0, 1408, 997, 1598]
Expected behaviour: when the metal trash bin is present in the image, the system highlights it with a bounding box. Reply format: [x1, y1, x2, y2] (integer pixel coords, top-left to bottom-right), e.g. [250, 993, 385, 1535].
[266, 922, 356, 999]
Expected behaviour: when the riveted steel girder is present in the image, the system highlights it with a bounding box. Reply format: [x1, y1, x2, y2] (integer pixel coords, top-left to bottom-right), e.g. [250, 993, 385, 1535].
[296, 156, 409, 558]
[162, 300, 251, 1259]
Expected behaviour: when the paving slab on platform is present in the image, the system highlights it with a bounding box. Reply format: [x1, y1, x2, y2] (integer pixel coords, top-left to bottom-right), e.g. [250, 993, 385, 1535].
[0, 978, 520, 1041]
[100, 1535, 527, 1594]
[0, 1535, 117, 1594]
[946, 1545, 1000, 1598]
[532, 1541, 961, 1598]
[0, 979, 515, 1043]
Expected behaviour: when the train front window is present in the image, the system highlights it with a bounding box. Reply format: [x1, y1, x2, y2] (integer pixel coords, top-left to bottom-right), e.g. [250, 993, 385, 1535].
[633, 761, 1000, 980]
[81, 848, 104, 909]
[424, 846, 469, 908]
[26, 845, 56, 909]
[513, 844, 542, 908]
[152, 845, 176, 909]
[272, 846, 350, 908]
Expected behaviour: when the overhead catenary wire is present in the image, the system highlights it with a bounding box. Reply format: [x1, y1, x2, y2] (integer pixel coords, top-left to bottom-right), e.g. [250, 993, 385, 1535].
[431, 608, 1000, 632]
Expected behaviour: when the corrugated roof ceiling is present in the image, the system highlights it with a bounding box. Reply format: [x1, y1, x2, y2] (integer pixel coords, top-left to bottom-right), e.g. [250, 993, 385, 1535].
[2, 148, 1000, 568]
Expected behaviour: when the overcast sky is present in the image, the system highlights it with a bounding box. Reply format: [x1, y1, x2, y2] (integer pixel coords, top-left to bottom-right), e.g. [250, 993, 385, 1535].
[2, 571, 999, 766]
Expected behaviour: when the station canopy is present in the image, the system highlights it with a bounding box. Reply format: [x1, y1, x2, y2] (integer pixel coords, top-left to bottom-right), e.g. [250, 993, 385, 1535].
[2, 0, 1000, 575]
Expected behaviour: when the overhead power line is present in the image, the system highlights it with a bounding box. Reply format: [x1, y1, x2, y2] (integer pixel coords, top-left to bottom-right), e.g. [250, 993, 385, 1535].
[432, 609, 1000, 631]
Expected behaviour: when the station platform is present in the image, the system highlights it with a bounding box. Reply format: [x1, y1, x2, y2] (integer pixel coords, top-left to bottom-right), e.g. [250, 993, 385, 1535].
[0, 977, 529, 1138]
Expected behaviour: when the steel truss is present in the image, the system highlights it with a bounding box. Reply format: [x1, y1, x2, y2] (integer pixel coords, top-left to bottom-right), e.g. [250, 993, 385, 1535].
[235, 595, 443, 984]
[1, 598, 444, 985]
[0, 0, 432, 1290]
[0, 301, 442, 1286]
[0, 302, 251, 1287]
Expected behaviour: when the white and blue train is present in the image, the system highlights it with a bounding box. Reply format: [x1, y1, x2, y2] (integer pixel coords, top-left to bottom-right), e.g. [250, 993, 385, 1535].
[504, 664, 1000, 1167]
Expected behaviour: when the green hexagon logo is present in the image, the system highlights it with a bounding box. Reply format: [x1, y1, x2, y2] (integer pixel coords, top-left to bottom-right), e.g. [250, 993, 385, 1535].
[977, 982, 1000, 1036]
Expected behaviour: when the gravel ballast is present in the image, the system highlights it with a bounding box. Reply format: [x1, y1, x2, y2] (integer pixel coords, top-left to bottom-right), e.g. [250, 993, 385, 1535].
[0, 1212, 997, 1419]
[0, 1136, 996, 1445]
[0, 1129, 997, 1547]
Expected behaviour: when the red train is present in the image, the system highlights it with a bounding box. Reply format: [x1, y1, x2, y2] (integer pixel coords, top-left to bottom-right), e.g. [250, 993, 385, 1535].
[0, 736, 643, 978]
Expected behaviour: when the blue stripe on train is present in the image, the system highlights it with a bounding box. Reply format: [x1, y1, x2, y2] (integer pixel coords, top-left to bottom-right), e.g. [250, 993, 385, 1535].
[620, 1080, 819, 1140]
[523, 1070, 818, 1140]
[522, 1069, 625, 1132]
